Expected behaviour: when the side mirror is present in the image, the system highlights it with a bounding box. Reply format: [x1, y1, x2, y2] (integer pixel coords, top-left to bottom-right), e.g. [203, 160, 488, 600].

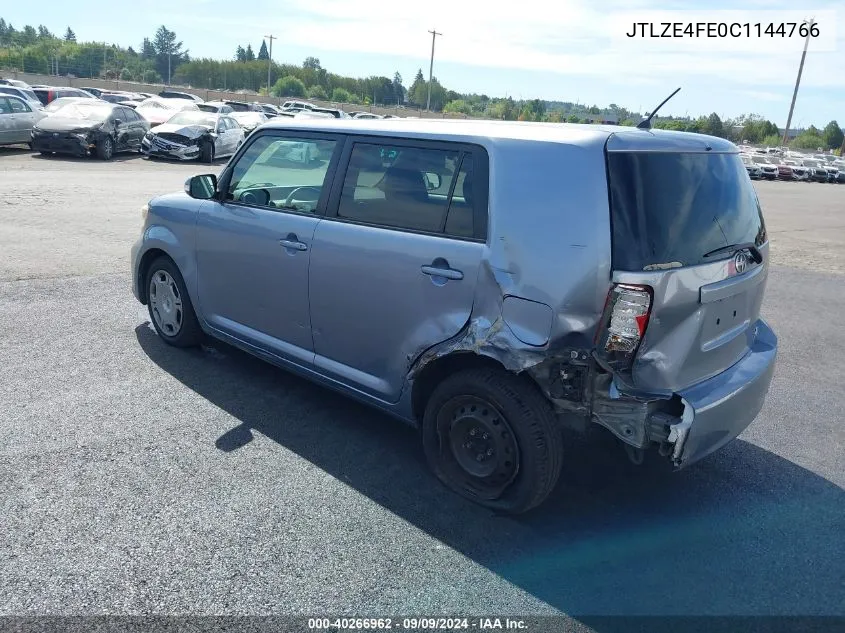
[185, 174, 218, 199]
[113, 118, 123, 126]
[424, 172, 442, 191]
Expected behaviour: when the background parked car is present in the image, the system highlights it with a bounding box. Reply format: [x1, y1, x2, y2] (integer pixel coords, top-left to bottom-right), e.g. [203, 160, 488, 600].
[197, 101, 235, 114]
[751, 154, 779, 180]
[158, 90, 203, 103]
[255, 103, 283, 117]
[31, 101, 149, 160]
[0, 85, 43, 111]
[141, 110, 243, 162]
[801, 159, 831, 182]
[782, 159, 810, 181]
[229, 110, 268, 134]
[32, 86, 96, 106]
[0, 77, 33, 89]
[218, 100, 263, 113]
[135, 97, 199, 126]
[0, 94, 47, 147]
[740, 154, 762, 179]
[281, 100, 315, 111]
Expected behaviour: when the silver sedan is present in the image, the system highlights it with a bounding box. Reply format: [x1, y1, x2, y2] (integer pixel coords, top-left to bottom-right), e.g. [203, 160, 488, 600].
[0, 95, 46, 147]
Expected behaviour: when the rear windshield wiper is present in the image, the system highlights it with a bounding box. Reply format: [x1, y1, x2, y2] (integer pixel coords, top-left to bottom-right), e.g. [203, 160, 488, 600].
[702, 242, 763, 263]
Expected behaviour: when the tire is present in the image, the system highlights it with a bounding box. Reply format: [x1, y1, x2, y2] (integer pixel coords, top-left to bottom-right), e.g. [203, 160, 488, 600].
[144, 256, 203, 348]
[421, 367, 563, 514]
[199, 140, 214, 164]
[96, 135, 114, 160]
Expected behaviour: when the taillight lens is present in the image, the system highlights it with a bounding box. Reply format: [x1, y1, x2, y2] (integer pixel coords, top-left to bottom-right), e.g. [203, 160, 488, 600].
[595, 284, 653, 371]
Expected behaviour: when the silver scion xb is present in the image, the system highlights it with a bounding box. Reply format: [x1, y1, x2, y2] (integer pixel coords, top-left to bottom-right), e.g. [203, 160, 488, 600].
[131, 118, 778, 514]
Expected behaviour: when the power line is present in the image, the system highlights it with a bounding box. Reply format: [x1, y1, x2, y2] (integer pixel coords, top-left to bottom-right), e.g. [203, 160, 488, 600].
[426, 29, 442, 111]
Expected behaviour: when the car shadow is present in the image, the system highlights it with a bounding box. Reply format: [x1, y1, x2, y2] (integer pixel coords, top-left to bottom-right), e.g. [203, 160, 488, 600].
[0, 144, 35, 156]
[33, 151, 144, 163]
[135, 325, 845, 621]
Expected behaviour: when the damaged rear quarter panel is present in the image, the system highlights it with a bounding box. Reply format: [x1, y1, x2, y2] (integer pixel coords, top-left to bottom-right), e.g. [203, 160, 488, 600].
[407, 135, 613, 404]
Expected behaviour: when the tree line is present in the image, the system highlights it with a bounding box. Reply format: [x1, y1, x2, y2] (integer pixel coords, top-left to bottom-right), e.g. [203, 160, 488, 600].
[0, 16, 842, 151]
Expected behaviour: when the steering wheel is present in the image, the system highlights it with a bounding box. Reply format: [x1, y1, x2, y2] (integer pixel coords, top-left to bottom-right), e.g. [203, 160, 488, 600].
[238, 188, 271, 206]
[282, 186, 322, 211]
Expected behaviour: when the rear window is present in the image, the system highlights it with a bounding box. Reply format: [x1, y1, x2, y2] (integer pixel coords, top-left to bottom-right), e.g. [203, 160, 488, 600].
[607, 152, 767, 271]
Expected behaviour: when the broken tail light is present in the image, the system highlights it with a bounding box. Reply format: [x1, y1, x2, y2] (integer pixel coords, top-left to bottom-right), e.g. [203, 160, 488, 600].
[595, 284, 653, 372]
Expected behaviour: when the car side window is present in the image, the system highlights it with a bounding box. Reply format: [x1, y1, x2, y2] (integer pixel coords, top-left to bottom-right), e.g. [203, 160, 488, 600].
[10, 98, 30, 113]
[0, 97, 11, 114]
[336, 143, 460, 234]
[226, 134, 338, 214]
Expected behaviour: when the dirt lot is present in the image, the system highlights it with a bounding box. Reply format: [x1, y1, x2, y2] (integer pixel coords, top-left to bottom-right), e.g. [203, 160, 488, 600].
[0, 147, 843, 621]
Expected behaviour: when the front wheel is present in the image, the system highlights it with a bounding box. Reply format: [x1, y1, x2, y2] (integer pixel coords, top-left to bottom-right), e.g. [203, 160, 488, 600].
[199, 140, 214, 164]
[421, 368, 563, 514]
[145, 256, 203, 347]
[96, 135, 114, 160]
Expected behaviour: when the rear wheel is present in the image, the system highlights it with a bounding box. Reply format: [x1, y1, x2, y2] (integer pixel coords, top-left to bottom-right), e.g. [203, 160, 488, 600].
[421, 368, 563, 514]
[145, 256, 203, 348]
[96, 135, 114, 160]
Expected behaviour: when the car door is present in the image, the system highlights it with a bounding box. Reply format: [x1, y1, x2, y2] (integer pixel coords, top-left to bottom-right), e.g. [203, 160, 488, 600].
[124, 107, 146, 148]
[308, 138, 487, 402]
[0, 97, 13, 144]
[213, 117, 229, 156]
[7, 96, 36, 143]
[194, 130, 343, 365]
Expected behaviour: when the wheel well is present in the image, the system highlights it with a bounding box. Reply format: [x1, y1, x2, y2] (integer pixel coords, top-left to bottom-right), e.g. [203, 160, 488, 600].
[137, 248, 171, 303]
[411, 352, 542, 424]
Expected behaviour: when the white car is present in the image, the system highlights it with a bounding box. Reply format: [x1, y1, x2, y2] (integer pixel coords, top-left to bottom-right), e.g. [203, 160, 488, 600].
[740, 154, 762, 179]
[197, 101, 235, 114]
[229, 111, 268, 133]
[0, 85, 43, 111]
[751, 154, 778, 180]
[782, 159, 810, 181]
[281, 100, 315, 111]
[141, 110, 244, 162]
[135, 97, 199, 126]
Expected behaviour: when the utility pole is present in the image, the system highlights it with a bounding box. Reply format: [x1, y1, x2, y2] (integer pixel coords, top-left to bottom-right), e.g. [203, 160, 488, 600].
[782, 18, 815, 146]
[426, 29, 442, 111]
[265, 34, 276, 95]
[168, 53, 171, 85]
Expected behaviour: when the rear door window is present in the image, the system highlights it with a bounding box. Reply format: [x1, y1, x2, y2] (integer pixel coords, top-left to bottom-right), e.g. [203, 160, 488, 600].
[336, 143, 460, 234]
[606, 151, 767, 271]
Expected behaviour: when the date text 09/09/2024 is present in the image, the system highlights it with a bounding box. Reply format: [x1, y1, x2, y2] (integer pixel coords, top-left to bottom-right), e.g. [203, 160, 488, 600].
[626, 22, 820, 38]
[307, 618, 528, 630]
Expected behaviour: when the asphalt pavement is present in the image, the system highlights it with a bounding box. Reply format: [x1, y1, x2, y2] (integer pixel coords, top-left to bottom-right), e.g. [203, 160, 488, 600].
[0, 148, 843, 623]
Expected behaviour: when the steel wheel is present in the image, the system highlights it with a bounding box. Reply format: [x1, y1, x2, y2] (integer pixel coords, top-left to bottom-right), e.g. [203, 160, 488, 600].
[436, 395, 520, 500]
[148, 269, 184, 337]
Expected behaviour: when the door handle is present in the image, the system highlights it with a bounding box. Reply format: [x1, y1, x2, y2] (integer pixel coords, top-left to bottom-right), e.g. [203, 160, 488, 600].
[279, 232, 308, 251]
[279, 239, 307, 251]
[421, 263, 463, 281]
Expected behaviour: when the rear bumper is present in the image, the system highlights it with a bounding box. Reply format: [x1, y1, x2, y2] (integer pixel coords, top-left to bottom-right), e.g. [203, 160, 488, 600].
[673, 318, 777, 467]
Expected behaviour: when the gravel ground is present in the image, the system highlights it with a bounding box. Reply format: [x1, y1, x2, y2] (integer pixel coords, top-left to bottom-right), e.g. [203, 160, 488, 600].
[0, 148, 843, 623]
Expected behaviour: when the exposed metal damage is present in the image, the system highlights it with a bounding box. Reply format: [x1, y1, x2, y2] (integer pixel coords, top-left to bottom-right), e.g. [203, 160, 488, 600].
[407, 260, 692, 466]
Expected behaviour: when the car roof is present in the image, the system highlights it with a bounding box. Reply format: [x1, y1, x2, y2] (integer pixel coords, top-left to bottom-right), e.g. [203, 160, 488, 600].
[260, 118, 738, 153]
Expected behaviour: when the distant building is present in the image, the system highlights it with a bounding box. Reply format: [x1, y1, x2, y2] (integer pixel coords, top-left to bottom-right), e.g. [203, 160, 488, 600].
[778, 128, 803, 140]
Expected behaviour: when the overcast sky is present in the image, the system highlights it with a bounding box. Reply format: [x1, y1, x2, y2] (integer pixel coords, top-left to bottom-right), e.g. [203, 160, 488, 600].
[5, 0, 843, 126]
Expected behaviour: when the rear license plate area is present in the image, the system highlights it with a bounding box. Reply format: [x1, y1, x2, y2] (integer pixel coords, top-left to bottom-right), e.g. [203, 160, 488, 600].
[701, 296, 750, 352]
